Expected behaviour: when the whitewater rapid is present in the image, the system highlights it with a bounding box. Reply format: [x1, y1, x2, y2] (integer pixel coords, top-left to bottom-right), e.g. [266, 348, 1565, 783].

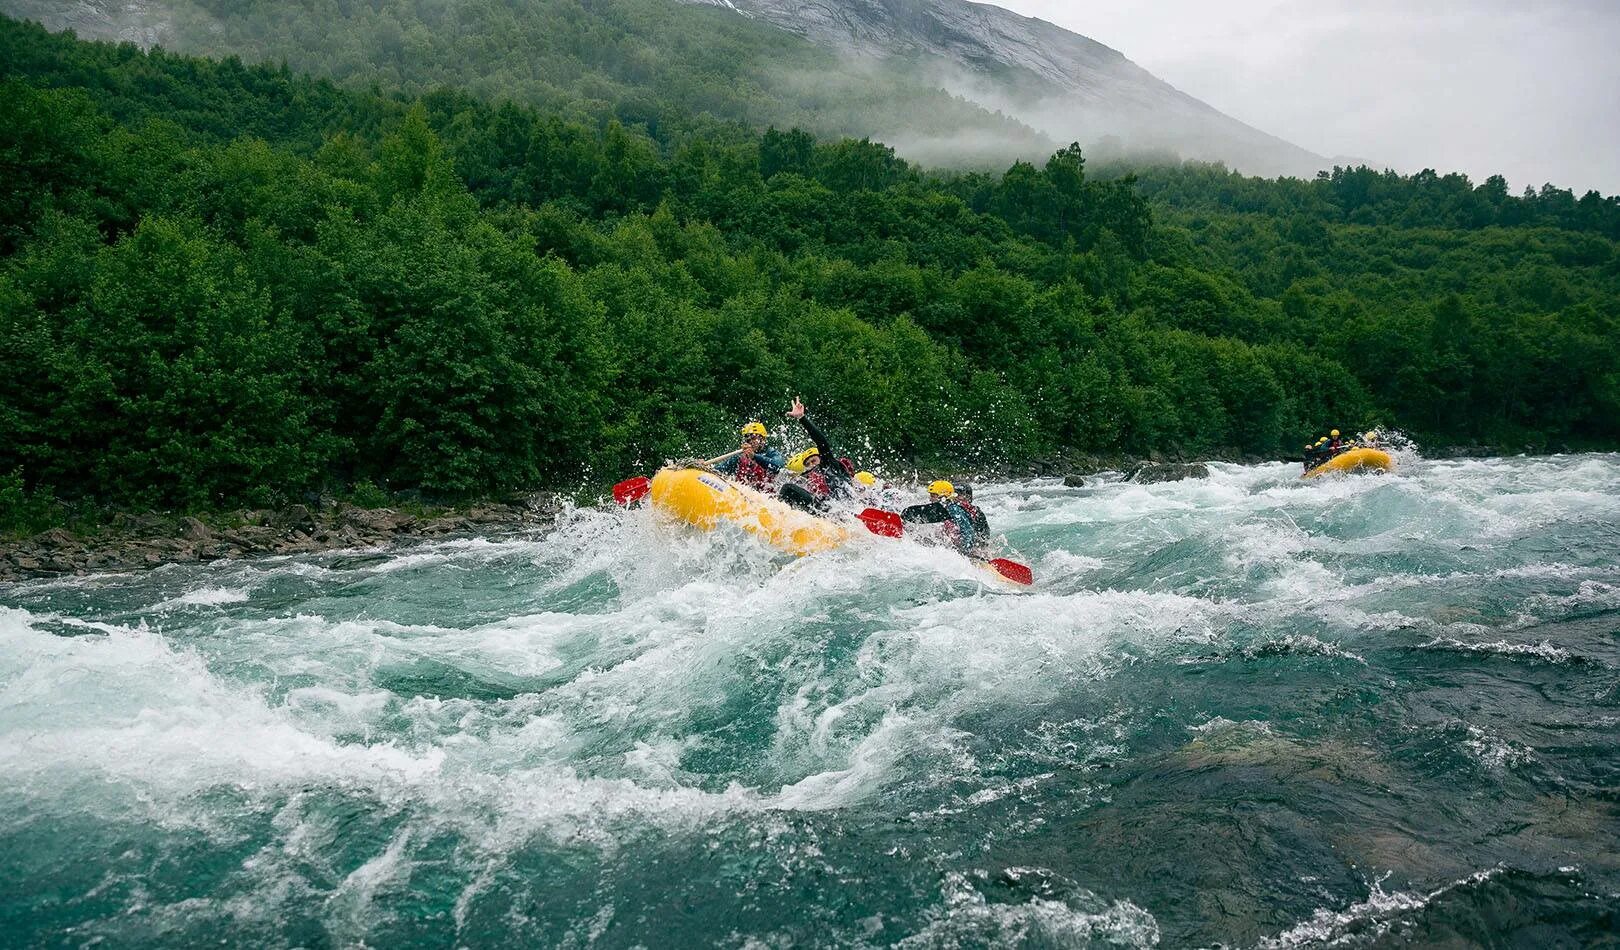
[2, 456, 1617, 946]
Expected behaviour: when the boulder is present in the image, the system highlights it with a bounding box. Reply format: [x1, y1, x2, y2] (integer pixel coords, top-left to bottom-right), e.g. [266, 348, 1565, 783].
[1062, 475, 1086, 488]
[180, 516, 212, 541]
[31, 527, 77, 548]
[283, 504, 317, 530]
[1128, 462, 1210, 484]
[342, 508, 417, 533]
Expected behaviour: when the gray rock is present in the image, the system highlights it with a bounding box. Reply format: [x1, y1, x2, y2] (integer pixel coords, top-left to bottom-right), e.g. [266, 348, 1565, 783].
[1128, 462, 1210, 484]
[180, 516, 211, 541]
[1062, 475, 1086, 488]
[283, 504, 316, 529]
[342, 508, 417, 533]
[32, 527, 77, 548]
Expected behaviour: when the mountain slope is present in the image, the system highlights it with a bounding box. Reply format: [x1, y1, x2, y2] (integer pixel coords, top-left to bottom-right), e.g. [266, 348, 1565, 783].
[680, 0, 1329, 175]
[1, 0, 1056, 164]
[3, 0, 1324, 173]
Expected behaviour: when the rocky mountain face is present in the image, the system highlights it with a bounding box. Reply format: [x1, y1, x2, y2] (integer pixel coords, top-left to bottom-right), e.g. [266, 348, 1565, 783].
[681, 0, 1328, 176]
[3, 0, 175, 46]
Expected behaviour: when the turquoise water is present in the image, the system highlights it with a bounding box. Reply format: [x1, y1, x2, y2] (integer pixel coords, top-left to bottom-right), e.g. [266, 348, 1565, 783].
[3, 456, 1618, 947]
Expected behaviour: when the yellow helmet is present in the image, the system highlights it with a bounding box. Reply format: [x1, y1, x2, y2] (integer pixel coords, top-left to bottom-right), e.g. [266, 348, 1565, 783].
[855, 471, 877, 486]
[928, 479, 955, 498]
[1331, 429, 1340, 437]
[1317, 438, 1327, 445]
[1364, 431, 1376, 441]
[786, 447, 820, 474]
[740, 421, 768, 438]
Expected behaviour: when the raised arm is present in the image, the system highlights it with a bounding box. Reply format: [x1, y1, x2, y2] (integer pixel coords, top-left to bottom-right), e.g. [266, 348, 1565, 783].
[786, 398, 840, 473]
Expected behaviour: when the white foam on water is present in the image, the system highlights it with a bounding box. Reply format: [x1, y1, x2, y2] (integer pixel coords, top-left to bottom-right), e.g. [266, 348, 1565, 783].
[0, 606, 778, 850]
[1037, 549, 1107, 577]
[898, 870, 1160, 949]
[1259, 868, 1503, 949]
[1457, 723, 1534, 771]
[1418, 636, 1578, 664]
[150, 586, 253, 610]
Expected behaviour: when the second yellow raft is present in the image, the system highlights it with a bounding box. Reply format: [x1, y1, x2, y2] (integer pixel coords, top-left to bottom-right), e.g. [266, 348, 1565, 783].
[1303, 447, 1396, 479]
[648, 467, 850, 556]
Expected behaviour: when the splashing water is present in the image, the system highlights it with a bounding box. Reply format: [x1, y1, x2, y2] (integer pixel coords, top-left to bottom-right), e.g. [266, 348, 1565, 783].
[3, 456, 1618, 946]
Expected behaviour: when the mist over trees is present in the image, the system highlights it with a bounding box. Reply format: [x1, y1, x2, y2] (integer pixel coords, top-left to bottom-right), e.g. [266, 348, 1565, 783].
[2, 16, 1617, 522]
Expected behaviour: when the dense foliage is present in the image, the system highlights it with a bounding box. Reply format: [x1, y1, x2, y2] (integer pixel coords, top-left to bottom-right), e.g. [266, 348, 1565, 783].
[2, 17, 1617, 519]
[1120, 162, 1620, 241]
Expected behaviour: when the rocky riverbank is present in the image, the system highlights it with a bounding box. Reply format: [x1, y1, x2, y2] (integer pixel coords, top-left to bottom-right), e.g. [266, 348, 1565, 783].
[1, 494, 562, 582]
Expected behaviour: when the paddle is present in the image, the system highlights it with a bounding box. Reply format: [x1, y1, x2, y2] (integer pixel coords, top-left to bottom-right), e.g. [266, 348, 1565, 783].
[857, 507, 904, 537]
[611, 450, 744, 506]
[612, 476, 652, 506]
[987, 558, 1035, 586]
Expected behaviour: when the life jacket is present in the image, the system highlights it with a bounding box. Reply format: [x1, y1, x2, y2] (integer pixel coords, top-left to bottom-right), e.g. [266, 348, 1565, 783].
[838, 457, 855, 476]
[802, 469, 831, 498]
[939, 499, 979, 553]
[734, 453, 774, 489]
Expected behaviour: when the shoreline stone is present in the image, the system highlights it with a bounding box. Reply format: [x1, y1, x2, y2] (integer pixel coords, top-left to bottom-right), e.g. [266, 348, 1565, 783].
[1, 494, 564, 583]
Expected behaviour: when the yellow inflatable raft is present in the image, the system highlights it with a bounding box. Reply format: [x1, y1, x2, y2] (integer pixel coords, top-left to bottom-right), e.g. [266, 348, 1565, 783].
[1303, 447, 1396, 479]
[648, 467, 850, 556]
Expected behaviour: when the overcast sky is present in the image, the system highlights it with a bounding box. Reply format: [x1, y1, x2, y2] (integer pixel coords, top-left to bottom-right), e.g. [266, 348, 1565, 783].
[984, 0, 1620, 194]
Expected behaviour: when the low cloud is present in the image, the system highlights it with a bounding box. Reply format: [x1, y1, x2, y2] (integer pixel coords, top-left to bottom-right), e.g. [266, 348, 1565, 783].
[987, 0, 1620, 192]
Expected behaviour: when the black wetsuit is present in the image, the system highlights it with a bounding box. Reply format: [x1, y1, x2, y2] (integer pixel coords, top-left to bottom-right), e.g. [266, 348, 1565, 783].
[901, 498, 984, 555]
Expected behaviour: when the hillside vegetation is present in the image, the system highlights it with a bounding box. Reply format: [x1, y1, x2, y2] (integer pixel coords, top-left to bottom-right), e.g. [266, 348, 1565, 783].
[2, 17, 1617, 524]
[0, 0, 1055, 163]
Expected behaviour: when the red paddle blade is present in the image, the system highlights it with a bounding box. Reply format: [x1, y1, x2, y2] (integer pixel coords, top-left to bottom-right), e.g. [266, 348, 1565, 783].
[858, 508, 904, 538]
[612, 476, 651, 506]
[989, 558, 1034, 586]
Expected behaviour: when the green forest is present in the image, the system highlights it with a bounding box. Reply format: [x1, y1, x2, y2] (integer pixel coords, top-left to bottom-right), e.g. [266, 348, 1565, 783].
[2, 15, 1618, 526]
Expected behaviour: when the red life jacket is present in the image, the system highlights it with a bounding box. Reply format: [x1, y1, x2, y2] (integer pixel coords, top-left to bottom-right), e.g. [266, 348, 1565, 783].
[803, 469, 831, 498]
[734, 454, 774, 489]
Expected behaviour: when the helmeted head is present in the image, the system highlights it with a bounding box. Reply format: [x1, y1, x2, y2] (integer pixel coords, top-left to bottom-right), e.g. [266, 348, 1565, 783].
[855, 471, 877, 486]
[786, 447, 821, 474]
[740, 421, 769, 448]
[1304, 443, 1312, 450]
[1331, 429, 1340, 437]
[928, 479, 955, 500]
[1317, 438, 1328, 445]
[958, 484, 974, 502]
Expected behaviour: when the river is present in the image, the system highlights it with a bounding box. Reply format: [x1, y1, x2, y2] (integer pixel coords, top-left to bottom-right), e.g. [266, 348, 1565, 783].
[3, 454, 1617, 947]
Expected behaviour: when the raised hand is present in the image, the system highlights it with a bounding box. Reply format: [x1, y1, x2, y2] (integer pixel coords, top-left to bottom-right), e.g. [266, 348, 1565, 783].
[786, 397, 806, 419]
